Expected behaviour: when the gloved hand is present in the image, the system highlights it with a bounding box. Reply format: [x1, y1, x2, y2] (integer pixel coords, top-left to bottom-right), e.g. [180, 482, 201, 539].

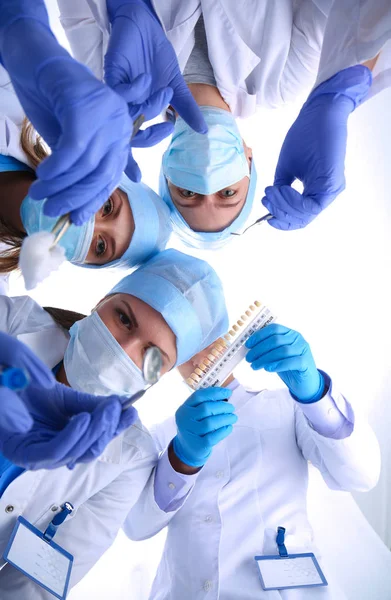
[245, 324, 325, 403]
[173, 387, 237, 467]
[105, 0, 208, 177]
[0, 332, 137, 470]
[263, 66, 372, 230]
[0, 1, 152, 224]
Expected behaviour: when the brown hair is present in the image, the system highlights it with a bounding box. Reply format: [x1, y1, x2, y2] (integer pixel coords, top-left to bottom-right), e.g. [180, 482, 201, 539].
[43, 306, 86, 331]
[0, 120, 49, 273]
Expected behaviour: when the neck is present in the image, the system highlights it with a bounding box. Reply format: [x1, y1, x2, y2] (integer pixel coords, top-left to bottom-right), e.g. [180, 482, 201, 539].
[186, 83, 231, 111]
[56, 362, 71, 387]
[0, 171, 35, 231]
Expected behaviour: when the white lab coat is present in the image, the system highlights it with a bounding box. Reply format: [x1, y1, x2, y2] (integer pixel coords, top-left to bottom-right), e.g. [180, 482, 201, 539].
[57, 0, 391, 117]
[57, 0, 332, 116]
[124, 380, 380, 600]
[0, 294, 158, 600]
[0, 65, 32, 165]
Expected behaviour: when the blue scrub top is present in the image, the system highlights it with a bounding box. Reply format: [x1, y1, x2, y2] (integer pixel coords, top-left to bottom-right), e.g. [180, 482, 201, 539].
[0, 154, 32, 173]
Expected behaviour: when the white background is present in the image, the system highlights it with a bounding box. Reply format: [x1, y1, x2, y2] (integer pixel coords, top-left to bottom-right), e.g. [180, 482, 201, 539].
[9, 2, 391, 597]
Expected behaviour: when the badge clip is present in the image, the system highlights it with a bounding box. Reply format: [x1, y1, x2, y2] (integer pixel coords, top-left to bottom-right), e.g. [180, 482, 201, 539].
[43, 502, 74, 543]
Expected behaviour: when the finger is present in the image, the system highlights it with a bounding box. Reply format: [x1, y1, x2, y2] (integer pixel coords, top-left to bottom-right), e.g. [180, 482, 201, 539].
[0, 388, 33, 434]
[274, 162, 295, 187]
[115, 406, 138, 435]
[263, 355, 308, 373]
[186, 387, 232, 407]
[130, 87, 173, 122]
[250, 346, 304, 372]
[41, 148, 125, 225]
[31, 132, 126, 203]
[194, 401, 236, 420]
[61, 401, 120, 465]
[10, 413, 91, 470]
[245, 324, 291, 349]
[195, 413, 238, 436]
[246, 330, 298, 361]
[171, 76, 208, 134]
[203, 425, 234, 447]
[261, 196, 308, 231]
[112, 74, 152, 103]
[125, 150, 142, 183]
[131, 121, 173, 148]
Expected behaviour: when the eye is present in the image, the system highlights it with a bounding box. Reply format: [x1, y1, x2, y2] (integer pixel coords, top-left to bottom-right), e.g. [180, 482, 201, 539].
[220, 189, 236, 198]
[116, 309, 132, 329]
[102, 197, 114, 217]
[179, 189, 197, 198]
[95, 237, 106, 257]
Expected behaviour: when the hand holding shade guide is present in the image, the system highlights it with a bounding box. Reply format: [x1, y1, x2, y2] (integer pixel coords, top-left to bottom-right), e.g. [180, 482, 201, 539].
[186, 301, 276, 390]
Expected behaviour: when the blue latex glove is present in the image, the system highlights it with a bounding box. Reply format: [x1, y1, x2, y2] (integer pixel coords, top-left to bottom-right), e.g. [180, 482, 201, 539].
[173, 387, 237, 467]
[263, 66, 372, 230]
[0, 332, 137, 470]
[105, 0, 207, 176]
[0, 1, 154, 224]
[245, 324, 325, 403]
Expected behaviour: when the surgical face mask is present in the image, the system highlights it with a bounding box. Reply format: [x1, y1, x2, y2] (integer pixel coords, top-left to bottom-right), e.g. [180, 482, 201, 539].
[63, 311, 145, 398]
[162, 106, 250, 195]
[20, 195, 95, 263]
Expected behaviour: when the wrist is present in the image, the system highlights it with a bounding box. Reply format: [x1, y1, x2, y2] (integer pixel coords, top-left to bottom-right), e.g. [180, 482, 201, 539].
[108, 0, 153, 22]
[172, 436, 209, 470]
[168, 441, 202, 475]
[293, 370, 326, 404]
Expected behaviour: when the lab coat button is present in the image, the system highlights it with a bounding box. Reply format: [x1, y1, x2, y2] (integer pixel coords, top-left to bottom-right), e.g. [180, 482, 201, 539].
[215, 470, 224, 479]
[203, 580, 213, 591]
[5, 505, 14, 513]
[204, 515, 213, 523]
[168, 482, 176, 490]
[51, 505, 59, 512]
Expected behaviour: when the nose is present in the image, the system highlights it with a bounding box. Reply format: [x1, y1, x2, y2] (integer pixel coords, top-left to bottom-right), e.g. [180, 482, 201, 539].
[93, 218, 113, 236]
[120, 336, 144, 367]
[201, 195, 215, 208]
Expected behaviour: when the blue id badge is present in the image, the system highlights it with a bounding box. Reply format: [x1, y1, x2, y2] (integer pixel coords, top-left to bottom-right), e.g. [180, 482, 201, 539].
[254, 527, 328, 591]
[3, 504, 74, 599]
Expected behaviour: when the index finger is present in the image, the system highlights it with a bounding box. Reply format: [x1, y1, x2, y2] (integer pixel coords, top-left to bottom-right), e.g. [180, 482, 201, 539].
[186, 387, 232, 407]
[245, 323, 289, 349]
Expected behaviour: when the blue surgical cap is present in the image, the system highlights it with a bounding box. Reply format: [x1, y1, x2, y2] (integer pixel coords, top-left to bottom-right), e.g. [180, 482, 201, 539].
[82, 174, 172, 270]
[109, 249, 228, 366]
[20, 195, 95, 264]
[159, 159, 258, 250]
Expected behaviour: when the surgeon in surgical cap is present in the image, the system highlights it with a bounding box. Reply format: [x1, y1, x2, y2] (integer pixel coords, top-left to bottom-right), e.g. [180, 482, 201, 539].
[62, 249, 228, 397]
[160, 108, 257, 250]
[1, 167, 171, 273]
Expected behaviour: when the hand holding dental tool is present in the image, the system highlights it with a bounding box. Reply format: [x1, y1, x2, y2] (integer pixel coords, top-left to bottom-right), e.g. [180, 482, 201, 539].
[245, 323, 326, 403]
[262, 66, 372, 230]
[105, 0, 208, 167]
[17, 115, 147, 291]
[0, 0, 156, 225]
[0, 332, 138, 470]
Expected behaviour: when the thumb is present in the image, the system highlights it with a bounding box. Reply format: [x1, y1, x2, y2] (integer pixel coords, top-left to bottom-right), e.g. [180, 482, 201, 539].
[274, 158, 295, 188]
[0, 387, 33, 435]
[111, 74, 152, 103]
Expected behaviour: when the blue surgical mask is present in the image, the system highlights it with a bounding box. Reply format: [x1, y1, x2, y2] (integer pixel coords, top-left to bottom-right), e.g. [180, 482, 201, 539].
[162, 107, 249, 194]
[20, 195, 95, 264]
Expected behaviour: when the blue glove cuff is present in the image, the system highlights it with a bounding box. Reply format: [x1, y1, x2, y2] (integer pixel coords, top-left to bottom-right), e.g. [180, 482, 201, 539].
[292, 370, 326, 405]
[172, 436, 210, 469]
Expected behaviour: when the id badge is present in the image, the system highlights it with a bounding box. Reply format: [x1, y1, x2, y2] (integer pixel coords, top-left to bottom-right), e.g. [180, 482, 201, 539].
[255, 552, 328, 591]
[3, 516, 73, 599]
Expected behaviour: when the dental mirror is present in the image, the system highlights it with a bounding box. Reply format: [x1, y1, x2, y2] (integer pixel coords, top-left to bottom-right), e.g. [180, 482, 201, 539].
[122, 346, 163, 409]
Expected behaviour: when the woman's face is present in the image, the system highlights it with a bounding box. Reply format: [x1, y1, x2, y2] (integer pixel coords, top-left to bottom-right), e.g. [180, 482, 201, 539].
[96, 293, 177, 374]
[168, 145, 253, 233]
[85, 188, 135, 265]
